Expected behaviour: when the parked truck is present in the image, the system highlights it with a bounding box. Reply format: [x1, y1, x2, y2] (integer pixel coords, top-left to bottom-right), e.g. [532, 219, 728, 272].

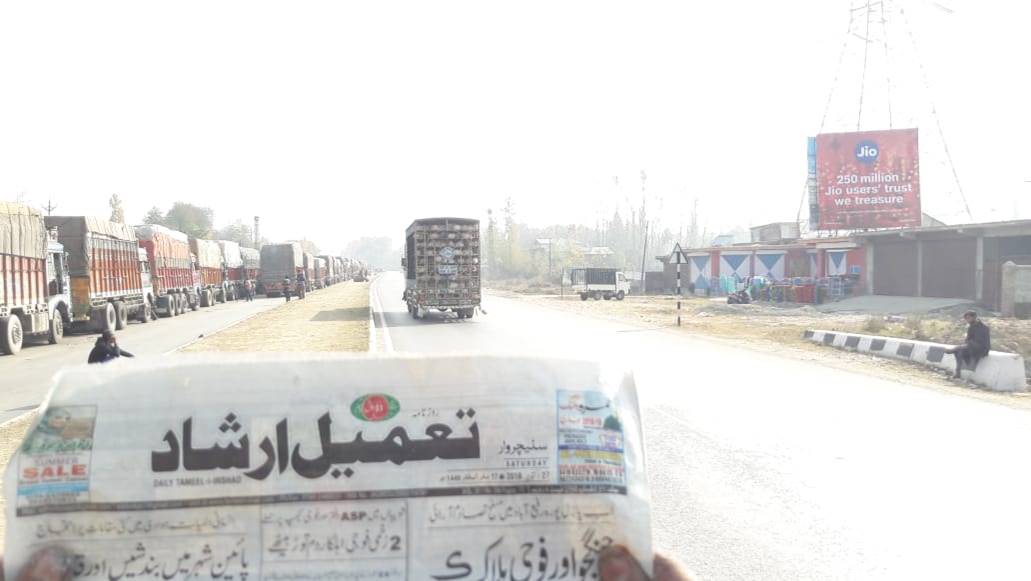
[136, 224, 199, 317]
[217, 240, 247, 301]
[0, 203, 72, 354]
[259, 243, 303, 297]
[318, 254, 337, 286]
[45, 215, 152, 333]
[190, 238, 227, 307]
[569, 267, 629, 301]
[303, 253, 316, 291]
[312, 257, 327, 289]
[240, 247, 261, 294]
[402, 217, 480, 319]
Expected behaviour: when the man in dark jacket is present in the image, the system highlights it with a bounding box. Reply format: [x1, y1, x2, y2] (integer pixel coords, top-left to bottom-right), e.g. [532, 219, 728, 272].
[946, 310, 990, 378]
[87, 330, 135, 364]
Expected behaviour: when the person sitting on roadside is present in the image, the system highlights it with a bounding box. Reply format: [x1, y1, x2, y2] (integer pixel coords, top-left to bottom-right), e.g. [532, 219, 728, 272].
[87, 330, 134, 364]
[945, 310, 991, 378]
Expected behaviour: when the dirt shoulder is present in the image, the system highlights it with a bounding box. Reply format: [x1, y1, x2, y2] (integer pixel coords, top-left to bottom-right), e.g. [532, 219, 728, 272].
[181, 281, 369, 353]
[502, 292, 1031, 411]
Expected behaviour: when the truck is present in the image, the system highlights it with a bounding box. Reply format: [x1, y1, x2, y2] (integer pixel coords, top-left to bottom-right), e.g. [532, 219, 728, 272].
[45, 215, 152, 333]
[402, 217, 480, 319]
[217, 240, 247, 301]
[136, 224, 199, 317]
[318, 254, 337, 286]
[0, 203, 72, 354]
[259, 243, 303, 297]
[190, 238, 228, 307]
[302, 253, 316, 291]
[312, 257, 327, 289]
[569, 267, 630, 301]
[240, 247, 261, 293]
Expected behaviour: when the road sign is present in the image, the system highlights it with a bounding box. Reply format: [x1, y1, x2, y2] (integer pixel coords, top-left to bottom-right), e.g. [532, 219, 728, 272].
[669, 243, 686, 265]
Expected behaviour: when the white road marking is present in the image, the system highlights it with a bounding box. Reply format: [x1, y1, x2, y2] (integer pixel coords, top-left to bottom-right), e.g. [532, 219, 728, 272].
[369, 276, 394, 353]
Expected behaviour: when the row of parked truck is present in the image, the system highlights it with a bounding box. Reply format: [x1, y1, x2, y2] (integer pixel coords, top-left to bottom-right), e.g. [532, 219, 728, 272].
[0, 202, 368, 355]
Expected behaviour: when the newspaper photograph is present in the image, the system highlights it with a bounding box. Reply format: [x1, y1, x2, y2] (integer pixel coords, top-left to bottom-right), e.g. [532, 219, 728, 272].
[4, 354, 652, 580]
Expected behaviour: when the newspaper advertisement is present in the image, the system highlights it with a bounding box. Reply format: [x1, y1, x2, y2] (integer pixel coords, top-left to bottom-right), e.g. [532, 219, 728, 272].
[4, 354, 652, 580]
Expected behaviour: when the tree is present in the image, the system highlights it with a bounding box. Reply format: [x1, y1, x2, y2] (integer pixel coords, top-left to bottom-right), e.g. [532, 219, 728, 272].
[344, 237, 398, 270]
[109, 194, 125, 223]
[143, 206, 164, 225]
[163, 202, 215, 239]
[215, 221, 258, 248]
[287, 238, 320, 255]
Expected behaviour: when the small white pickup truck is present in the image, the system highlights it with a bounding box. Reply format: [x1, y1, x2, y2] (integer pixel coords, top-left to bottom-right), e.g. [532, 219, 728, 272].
[569, 267, 630, 301]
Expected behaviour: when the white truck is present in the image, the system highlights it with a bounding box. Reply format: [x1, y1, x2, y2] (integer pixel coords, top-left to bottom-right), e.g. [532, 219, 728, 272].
[569, 267, 630, 301]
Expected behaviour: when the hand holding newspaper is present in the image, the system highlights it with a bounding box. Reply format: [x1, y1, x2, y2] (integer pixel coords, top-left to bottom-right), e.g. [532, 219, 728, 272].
[5, 354, 652, 580]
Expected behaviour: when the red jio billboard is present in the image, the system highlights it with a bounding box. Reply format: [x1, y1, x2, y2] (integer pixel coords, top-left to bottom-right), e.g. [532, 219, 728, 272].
[815, 128, 921, 230]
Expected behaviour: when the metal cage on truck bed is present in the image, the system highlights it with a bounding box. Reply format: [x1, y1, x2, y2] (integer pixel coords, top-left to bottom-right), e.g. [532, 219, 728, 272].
[404, 217, 481, 315]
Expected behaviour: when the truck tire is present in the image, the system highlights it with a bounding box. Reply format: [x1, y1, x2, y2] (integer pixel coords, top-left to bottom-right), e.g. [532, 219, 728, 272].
[48, 313, 64, 344]
[216, 289, 226, 304]
[94, 303, 117, 333]
[200, 290, 211, 308]
[115, 302, 129, 330]
[592, 292, 601, 300]
[0, 316, 23, 355]
[138, 301, 152, 323]
[176, 294, 187, 315]
[603, 293, 612, 300]
[190, 294, 199, 311]
[163, 296, 177, 318]
[579, 293, 588, 301]
[616, 291, 625, 300]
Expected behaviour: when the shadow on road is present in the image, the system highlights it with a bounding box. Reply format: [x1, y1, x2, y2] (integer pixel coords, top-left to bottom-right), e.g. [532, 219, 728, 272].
[380, 311, 470, 327]
[310, 307, 369, 322]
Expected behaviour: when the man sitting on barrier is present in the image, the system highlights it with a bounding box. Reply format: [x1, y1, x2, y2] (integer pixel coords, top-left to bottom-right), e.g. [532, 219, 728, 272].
[945, 310, 991, 379]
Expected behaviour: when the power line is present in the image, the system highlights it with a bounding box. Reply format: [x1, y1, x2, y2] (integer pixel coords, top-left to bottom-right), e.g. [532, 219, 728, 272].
[898, 4, 973, 221]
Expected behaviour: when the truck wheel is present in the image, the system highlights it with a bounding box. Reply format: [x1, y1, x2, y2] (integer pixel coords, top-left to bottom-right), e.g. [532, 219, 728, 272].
[216, 289, 226, 304]
[463, 308, 475, 319]
[592, 293, 601, 300]
[616, 291, 625, 300]
[200, 290, 211, 308]
[603, 293, 612, 300]
[115, 302, 129, 330]
[138, 301, 152, 323]
[579, 293, 588, 301]
[48, 313, 64, 344]
[176, 294, 187, 315]
[94, 303, 117, 333]
[189, 294, 199, 311]
[0, 316, 23, 355]
[163, 296, 176, 318]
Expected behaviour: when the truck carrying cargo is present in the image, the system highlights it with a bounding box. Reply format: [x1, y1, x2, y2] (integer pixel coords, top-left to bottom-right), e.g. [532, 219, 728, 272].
[45, 215, 152, 333]
[259, 243, 303, 297]
[0, 203, 71, 354]
[190, 238, 227, 307]
[136, 224, 199, 317]
[318, 254, 337, 286]
[312, 257, 327, 289]
[240, 247, 261, 293]
[217, 240, 248, 301]
[569, 267, 629, 301]
[402, 217, 480, 319]
[303, 253, 316, 292]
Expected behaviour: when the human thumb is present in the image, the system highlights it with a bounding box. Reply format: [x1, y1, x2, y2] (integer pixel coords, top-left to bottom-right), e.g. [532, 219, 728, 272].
[598, 545, 650, 581]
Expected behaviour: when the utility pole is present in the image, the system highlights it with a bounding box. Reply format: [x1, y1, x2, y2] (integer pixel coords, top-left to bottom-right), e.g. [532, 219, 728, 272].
[638, 170, 648, 294]
[254, 216, 260, 247]
[43, 198, 57, 216]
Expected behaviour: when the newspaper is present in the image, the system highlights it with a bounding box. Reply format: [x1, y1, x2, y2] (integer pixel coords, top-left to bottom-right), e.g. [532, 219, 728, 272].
[4, 354, 652, 580]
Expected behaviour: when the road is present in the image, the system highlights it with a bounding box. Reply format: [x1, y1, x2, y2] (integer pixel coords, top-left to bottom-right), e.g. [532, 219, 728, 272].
[0, 297, 281, 424]
[372, 271, 1031, 580]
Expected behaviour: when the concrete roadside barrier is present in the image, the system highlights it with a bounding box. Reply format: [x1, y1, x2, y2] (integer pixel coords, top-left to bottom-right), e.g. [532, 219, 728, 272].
[804, 329, 1028, 393]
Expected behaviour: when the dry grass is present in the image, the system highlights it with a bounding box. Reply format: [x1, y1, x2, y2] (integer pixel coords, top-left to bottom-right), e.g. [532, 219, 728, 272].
[182, 282, 370, 353]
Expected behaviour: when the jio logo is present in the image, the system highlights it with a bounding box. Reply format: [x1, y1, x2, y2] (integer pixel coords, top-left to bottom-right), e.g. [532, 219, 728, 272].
[855, 140, 879, 165]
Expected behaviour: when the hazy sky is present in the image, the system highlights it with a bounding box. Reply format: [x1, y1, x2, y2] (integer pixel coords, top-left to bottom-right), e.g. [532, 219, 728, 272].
[0, 0, 1027, 253]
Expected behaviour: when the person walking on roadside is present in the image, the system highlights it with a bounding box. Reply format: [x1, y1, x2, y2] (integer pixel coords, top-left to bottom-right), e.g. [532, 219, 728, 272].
[87, 330, 135, 364]
[283, 276, 292, 302]
[244, 280, 254, 302]
[296, 272, 307, 299]
[945, 310, 991, 378]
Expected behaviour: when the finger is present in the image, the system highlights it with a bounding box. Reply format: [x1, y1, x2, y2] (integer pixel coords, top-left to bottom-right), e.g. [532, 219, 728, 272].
[598, 545, 650, 581]
[16, 547, 72, 581]
[653, 552, 697, 581]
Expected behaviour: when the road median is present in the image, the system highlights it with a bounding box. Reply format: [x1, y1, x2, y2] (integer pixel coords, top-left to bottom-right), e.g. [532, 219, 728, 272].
[181, 282, 370, 353]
